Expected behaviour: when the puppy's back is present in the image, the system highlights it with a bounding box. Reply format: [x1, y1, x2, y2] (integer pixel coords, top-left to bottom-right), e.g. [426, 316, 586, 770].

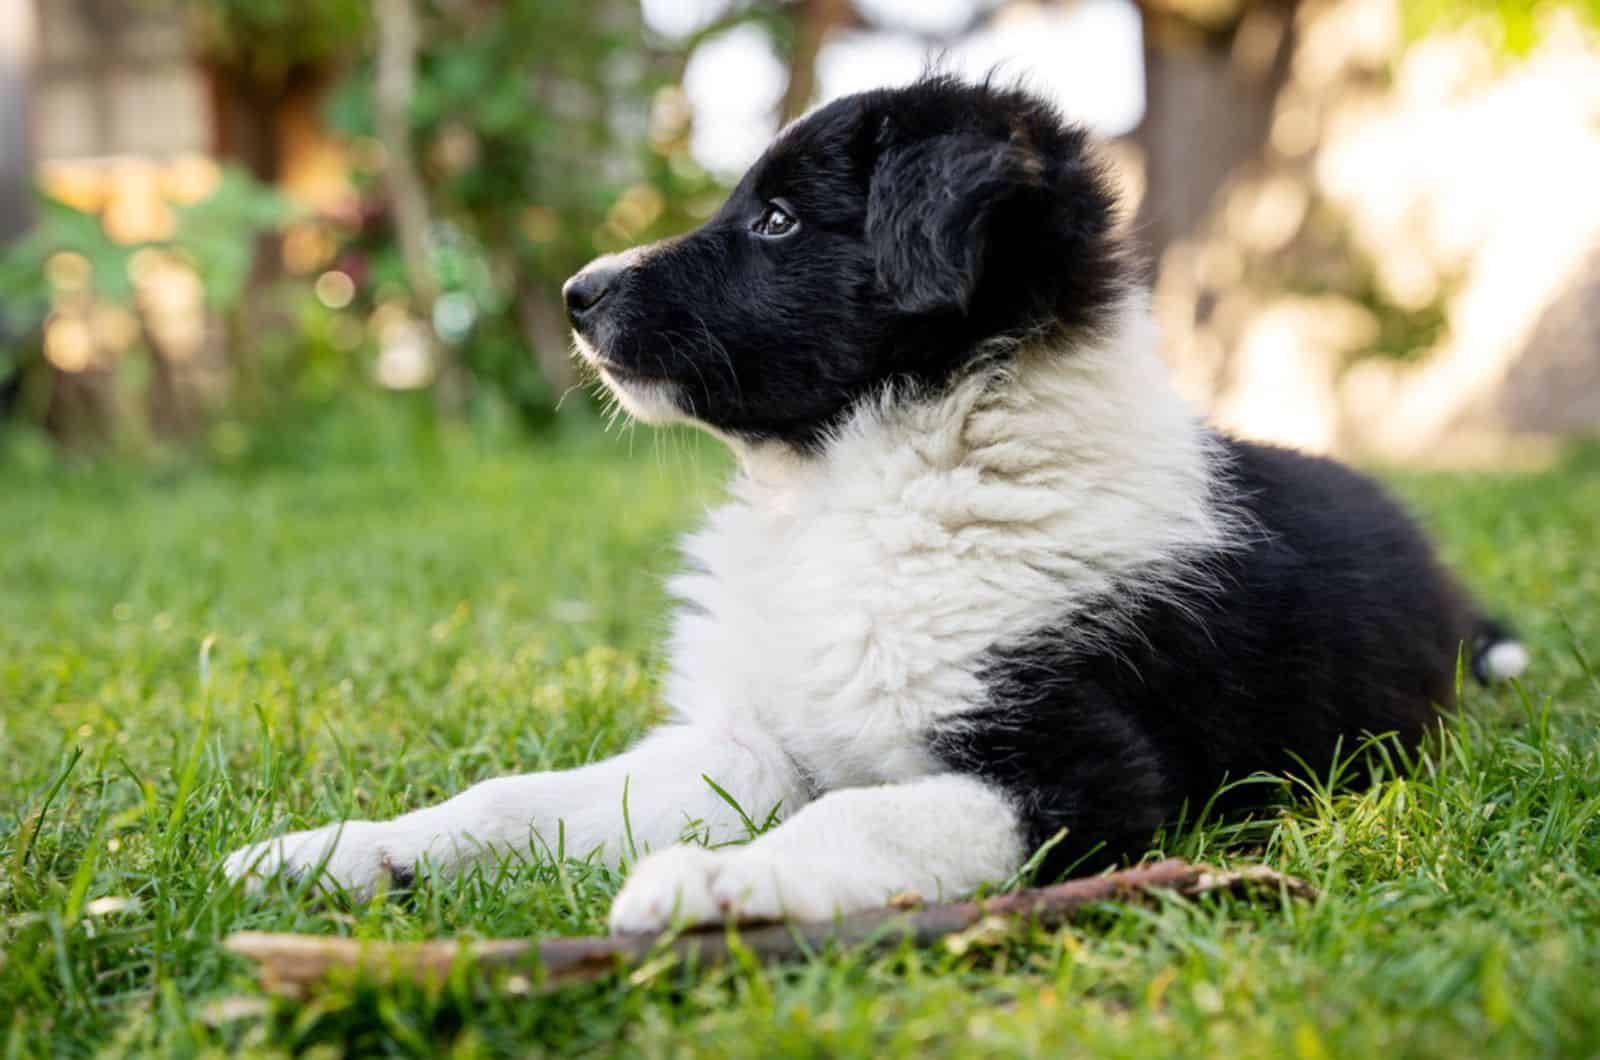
[1202, 438, 1480, 755]
[935, 436, 1491, 876]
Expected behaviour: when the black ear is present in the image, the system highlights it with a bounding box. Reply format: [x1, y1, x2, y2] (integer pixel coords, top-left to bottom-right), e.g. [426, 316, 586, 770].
[866, 133, 1043, 315]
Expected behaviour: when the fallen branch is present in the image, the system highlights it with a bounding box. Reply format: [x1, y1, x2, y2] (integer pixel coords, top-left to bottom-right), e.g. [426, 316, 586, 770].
[226, 859, 1314, 997]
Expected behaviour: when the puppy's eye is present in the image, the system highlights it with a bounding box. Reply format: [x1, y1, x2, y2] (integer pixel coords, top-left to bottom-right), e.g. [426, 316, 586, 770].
[752, 200, 799, 239]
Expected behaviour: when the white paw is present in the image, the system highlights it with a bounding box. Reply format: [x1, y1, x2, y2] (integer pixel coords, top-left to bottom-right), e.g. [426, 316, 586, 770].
[223, 821, 408, 899]
[608, 845, 724, 933]
[608, 845, 865, 933]
[703, 850, 848, 922]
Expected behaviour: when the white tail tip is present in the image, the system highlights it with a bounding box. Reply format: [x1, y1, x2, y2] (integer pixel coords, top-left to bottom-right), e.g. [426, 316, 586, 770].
[1482, 641, 1530, 682]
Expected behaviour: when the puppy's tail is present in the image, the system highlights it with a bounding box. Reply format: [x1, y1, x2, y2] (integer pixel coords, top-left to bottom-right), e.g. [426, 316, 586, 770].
[1470, 617, 1530, 685]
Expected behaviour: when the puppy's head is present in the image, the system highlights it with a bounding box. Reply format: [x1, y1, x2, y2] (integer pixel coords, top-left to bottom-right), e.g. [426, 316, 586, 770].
[564, 76, 1126, 450]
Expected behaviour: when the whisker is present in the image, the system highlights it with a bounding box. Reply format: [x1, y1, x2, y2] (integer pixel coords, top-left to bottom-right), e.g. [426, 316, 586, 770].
[691, 312, 741, 408]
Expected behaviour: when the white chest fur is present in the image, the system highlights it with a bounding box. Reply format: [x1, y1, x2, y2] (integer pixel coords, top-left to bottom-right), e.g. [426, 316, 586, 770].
[660, 302, 1234, 792]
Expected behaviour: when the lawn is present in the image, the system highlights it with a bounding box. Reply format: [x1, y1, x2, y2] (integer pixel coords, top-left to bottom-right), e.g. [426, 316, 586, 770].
[3, 424, 1599, 1058]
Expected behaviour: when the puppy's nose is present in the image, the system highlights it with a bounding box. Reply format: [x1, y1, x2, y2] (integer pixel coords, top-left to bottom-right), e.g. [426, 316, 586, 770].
[562, 261, 624, 322]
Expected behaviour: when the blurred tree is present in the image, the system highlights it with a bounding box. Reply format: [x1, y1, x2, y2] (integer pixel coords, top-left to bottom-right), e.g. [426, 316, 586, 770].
[0, 0, 37, 419]
[1127, 0, 1600, 287]
[1131, 0, 1300, 258]
[770, 0, 1017, 121]
[4, 0, 742, 454]
[324, 0, 728, 426]
[780, 0, 862, 120]
[0, 169, 294, 446]
[1138, 0, 1600, 461]
[371, 0, 459, 414]
[183, 0, 369, 182]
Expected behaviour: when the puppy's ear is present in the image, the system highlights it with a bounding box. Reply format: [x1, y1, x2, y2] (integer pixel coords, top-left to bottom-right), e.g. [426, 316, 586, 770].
[866, 133, 1044, 315]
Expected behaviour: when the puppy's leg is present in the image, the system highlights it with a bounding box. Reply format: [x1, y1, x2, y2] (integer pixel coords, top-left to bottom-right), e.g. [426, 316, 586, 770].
[609, 773, 1022, 932]
[223, 725, 806, 898]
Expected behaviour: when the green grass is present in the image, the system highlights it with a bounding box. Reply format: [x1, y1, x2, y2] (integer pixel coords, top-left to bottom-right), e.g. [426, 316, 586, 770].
[2, 427, 1598, 1058]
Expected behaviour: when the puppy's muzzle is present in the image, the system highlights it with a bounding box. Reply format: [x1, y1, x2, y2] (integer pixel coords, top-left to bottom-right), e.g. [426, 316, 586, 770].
[562, 258, 627, 327]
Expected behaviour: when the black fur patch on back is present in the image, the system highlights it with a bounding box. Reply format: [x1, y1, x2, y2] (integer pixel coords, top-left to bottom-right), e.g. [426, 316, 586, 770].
[930, 438, 1482, 880]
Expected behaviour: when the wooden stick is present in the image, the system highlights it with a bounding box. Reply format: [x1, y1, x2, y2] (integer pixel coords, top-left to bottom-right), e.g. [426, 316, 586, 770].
[226, 859, 1314, 997]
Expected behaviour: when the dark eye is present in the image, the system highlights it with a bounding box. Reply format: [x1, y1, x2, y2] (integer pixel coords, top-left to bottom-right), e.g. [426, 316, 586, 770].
[752, 200, 799, 238]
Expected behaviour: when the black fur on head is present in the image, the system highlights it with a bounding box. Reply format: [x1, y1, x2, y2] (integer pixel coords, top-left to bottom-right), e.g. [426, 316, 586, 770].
[564, 75, 1128, 450]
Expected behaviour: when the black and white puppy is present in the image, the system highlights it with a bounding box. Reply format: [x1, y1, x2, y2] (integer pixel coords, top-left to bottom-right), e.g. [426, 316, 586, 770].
[226, 77, 1528, 928]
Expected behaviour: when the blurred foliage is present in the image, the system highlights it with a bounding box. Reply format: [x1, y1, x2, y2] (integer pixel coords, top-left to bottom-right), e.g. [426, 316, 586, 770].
[0, 0, 747, 461]
[1400, 0, 1600, 53]
[322, 0, 725, 425]
[0, 196, 141, 317]
[0, 171, 295, 447]
[0, 168, 296, 309]
[175, 169, 302, 307]
[6, 0, 1593, 463]
[180, 0, 371, 84]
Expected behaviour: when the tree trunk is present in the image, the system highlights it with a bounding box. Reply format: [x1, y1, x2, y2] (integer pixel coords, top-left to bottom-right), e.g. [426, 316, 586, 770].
[0, 0, 37, 418]
[204, 63, 280, 184]
[201, 58, 292, 407]
[1129, 1, 1298, 261]
[374, 0, 465, 417]
[0, 0, 33, 241]
[780, 0, 860, 122]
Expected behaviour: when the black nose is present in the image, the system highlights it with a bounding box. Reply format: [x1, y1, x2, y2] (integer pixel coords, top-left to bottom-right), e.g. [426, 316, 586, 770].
[562, 261, 623, 322]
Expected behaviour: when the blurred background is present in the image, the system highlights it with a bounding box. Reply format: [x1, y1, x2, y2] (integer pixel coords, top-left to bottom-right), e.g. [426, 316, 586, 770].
[0, 0, 1596, 470]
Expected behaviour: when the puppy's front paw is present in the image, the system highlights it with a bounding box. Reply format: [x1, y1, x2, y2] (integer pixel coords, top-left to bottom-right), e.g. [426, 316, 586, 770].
[223, 821, 412, 899]
[608, 845, 860, 933]
[608, 845, 724, 933]
[700, 850, 846, 923]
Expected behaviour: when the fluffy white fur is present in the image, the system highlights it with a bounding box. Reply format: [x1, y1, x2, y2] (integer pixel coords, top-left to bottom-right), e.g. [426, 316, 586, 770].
[611, 775, 1021, 929]
[663, 298, 1232, 794]
[572, 333, 687, 426]
[225, 297, 1228, 927]
[223, 725, 805, 893]
[1482, 640, 1531, 682]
